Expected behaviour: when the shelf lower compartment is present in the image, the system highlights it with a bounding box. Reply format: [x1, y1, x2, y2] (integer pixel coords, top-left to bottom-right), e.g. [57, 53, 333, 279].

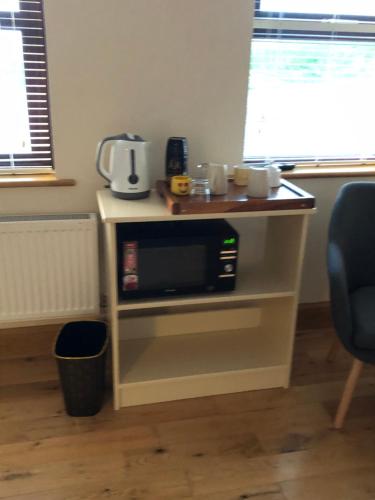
[118, 327, 289, 407]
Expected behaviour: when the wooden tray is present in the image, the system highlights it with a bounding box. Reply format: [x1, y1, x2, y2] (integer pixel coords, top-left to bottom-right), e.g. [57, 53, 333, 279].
[156, 179, 315, 215]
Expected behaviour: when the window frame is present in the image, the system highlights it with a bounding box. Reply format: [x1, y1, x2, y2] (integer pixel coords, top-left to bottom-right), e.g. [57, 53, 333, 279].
[244, 1, 375, 166]
[0, 0, 54, 175]
[254, 0, 375, 23]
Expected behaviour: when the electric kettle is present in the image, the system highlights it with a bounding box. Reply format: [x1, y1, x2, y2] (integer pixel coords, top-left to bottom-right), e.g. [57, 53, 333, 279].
[96, 133, 150, 199]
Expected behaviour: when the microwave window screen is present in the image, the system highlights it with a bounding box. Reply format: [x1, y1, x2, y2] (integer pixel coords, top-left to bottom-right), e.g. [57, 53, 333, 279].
[137, 245, 206, 290]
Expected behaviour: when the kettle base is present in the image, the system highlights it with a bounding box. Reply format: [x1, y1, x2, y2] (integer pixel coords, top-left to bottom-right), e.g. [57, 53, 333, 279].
[112, 190, 150, 200]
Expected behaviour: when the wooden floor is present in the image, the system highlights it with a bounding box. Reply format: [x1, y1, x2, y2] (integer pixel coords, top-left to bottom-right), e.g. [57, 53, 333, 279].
[2, 328, 375, 499]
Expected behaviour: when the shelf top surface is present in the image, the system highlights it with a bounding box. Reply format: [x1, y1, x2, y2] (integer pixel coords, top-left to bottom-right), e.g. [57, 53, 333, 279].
[97, 188, 315, 223]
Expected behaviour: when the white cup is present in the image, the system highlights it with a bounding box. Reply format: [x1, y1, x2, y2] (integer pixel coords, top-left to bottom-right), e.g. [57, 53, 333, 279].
[268, 164, 281, 188]
[247, 167, 270, 198]
[226, 164, 235, 178]
[208, 163, 228, 195]
[234, 165, 250, 186]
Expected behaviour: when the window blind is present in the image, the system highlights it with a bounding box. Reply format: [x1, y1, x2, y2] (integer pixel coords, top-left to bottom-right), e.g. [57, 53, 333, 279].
[254, 0, 375, 42]
[0, 0, 53, 173]
[244, 1, 375, 163]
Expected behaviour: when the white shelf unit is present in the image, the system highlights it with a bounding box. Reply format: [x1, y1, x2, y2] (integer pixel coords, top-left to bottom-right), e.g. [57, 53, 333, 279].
[97, 189, 315, 410]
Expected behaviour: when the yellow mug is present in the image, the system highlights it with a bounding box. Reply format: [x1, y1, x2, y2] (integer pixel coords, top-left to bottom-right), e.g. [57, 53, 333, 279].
[171, 175, 191, 196]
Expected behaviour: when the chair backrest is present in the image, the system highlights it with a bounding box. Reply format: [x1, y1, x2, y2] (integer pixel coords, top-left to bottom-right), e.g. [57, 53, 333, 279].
[329, 182, 375, 292]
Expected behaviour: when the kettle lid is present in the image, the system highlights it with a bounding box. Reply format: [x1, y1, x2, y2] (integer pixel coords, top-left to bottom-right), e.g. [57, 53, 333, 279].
[115, 133, 146, 142]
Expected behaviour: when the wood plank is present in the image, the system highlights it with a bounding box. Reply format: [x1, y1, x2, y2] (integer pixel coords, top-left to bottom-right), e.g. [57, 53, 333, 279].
[0, 324, 59, 360]
[0, 452, 127, 498]
[0, 355, 57, 387]
[0, 427, 158, 467]
[281, 467, 375, 500]
[185, 432, 375, 497]
[193, 487, 286, 500]
[1, 329, 375, 499]
[297, 301, 333, 332]
[0, 477, 191, 500]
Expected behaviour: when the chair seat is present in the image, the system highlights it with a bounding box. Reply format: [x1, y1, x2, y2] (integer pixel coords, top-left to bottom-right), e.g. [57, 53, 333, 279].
[351, 286, 375, 349]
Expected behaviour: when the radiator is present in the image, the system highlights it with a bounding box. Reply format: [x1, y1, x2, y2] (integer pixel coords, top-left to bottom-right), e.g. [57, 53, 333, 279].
[0, 214, 100, 323]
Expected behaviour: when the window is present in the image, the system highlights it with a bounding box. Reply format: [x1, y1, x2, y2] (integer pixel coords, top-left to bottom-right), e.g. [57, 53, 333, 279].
[0, 0, 53, 173]
[244, 1, 375, 164]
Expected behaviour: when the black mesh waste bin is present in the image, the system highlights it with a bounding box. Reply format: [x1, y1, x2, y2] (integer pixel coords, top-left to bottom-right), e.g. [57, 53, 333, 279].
[54, 321, 108, 417]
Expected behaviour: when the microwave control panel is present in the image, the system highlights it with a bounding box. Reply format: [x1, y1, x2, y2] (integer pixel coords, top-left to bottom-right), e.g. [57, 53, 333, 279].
[218, 236, 238, 281]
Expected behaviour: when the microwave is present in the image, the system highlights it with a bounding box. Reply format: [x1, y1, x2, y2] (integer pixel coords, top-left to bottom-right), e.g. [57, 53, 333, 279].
[117, 219, 239, 299]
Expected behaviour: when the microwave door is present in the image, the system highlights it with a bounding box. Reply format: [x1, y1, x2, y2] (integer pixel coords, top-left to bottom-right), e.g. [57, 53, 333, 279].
[138, 243, 207, 292]
[120, 237, 210, 298]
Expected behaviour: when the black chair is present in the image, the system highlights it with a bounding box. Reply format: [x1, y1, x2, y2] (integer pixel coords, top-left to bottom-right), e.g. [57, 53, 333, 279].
[328, 182, 375, 428]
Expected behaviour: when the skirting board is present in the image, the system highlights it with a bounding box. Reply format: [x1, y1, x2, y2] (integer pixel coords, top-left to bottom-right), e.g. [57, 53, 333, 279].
[0, 313, 103, 330]
[0, 302, 331, 365]
[296, 301, 333, 332]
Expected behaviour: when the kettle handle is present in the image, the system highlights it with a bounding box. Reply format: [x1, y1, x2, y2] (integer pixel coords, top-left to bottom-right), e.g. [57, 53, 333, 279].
[96, 135, 119, 182]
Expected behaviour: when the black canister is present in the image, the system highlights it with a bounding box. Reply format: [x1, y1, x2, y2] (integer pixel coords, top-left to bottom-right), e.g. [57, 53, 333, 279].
[165, 137, 188, 181]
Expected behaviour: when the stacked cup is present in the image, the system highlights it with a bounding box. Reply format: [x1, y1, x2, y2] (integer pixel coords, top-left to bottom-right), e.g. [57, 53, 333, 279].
[207, 163, 228, 195]
[233, 164, 281, 198]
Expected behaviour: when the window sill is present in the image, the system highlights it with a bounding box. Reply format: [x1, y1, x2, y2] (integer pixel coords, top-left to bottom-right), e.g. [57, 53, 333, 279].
[0, 174, 76, 188]
[282, 165, 375, 179]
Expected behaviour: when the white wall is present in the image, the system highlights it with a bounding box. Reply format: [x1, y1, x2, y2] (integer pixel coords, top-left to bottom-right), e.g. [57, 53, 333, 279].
[0, 0, 252, 214]
[0, 0, 370, 303]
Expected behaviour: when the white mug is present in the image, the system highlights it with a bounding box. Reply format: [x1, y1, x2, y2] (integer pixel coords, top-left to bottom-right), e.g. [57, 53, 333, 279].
[248, 167, 270, 198]
[268, 164, 281, 188]
[208, 163, 228, 195]
[234, 165, 250, 186]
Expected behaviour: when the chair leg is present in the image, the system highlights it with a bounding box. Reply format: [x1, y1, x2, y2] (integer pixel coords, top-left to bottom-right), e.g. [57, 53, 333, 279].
[326, 337, 341, 363]
[333, 358, 363, 429]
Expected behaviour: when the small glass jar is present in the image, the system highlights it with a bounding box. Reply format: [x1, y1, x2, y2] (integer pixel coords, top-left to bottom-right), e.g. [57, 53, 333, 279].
[191, 163, 210, 196]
